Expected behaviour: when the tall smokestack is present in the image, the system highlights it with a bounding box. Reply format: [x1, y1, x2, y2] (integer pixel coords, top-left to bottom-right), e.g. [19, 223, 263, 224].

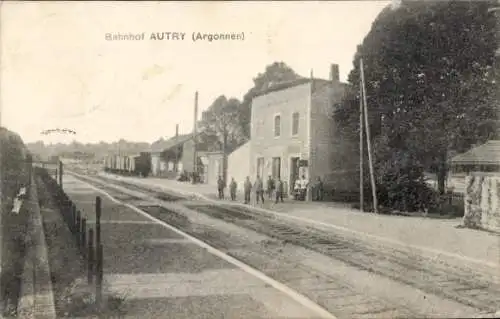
[330, 64, 339, 82]
[194, 92, 198, 135]
[174, 123, 180, 172]
[192, 91, 198, 181]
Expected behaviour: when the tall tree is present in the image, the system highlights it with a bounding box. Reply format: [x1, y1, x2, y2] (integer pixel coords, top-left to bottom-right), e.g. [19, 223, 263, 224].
[199, 95, 245, 182]
[336, 0, 497, 198]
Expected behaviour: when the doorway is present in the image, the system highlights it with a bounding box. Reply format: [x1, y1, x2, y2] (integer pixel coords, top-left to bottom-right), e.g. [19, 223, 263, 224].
[290, 157, 299, 193]
[272, 157, 281, 179]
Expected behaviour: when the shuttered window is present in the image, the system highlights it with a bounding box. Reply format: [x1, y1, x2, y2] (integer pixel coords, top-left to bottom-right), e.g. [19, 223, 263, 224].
[292, 112, 299, 135]
[274, 115, 281, 137]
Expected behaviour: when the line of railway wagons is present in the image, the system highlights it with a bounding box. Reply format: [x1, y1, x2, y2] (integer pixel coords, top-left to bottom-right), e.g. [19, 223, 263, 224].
[103, 152, 151, 177]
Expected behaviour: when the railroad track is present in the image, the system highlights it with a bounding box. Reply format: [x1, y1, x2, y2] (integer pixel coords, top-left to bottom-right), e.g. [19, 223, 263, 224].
[74, 173, 499, 317]
[186, 205, 500, 311]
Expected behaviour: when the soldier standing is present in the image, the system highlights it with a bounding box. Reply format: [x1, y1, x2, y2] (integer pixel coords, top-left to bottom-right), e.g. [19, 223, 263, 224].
[254, 175, 265, 204]
[244, 176, 252, 204]
[299, 175, 309, 201]
[217, 176, 225, 199]
[229, 177, 237, 201]
[275, 177, 284, 203]
[266, 175, 275, 199]
[315, 177, 324, 201]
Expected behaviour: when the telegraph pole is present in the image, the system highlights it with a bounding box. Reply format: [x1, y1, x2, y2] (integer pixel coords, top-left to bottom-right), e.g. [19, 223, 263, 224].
[359, 85, 364, 212]
[175, 124, 179, 173]
[360, 58, 378, 213]
[192, 91, 198, 184]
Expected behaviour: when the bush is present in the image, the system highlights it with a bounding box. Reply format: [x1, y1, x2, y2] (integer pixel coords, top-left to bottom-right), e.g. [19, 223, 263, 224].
[362, 150, 439, 213]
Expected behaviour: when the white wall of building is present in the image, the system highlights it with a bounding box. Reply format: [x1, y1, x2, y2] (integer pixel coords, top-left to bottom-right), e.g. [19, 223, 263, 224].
[227, 141, 250, 190]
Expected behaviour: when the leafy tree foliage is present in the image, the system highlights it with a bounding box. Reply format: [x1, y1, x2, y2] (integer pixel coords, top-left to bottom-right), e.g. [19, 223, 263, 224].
[1, 127, 28, 199]
[26, 139, 150, 162]
[335, 0, 497, 210]
[199, 95, 245, 154]
[198, 95, 245, 182]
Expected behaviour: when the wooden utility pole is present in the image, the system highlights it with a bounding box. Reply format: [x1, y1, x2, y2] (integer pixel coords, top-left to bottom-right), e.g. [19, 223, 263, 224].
[192, 91, 198, 184]
[359, 86, 364, 212]
[175, 124, 179, 173]
[360, 58, 378, 213]
[59, 161, 63, 187]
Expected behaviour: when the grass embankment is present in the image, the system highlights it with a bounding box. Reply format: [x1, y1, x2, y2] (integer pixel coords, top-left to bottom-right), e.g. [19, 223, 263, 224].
[0, 127, 30, 317]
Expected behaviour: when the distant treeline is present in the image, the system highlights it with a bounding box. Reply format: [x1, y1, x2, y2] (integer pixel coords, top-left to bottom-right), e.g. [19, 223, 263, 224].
[26, 139, 152, 161]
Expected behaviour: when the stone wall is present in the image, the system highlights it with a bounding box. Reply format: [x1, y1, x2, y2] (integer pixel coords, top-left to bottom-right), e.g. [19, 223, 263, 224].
[463, 173, 500, 232]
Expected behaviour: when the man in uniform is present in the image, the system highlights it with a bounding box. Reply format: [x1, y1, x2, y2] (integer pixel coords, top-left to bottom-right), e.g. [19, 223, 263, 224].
[244, 176, 252, 204]
[275, 176, 284, 203]
[254, 175, 265, 204]
[266, 175, 275, 199]
[299, 175, 309, 201]
[314, 177, 324, 201]
[217, 176, 226, 199]
[229, 177, 237, 201]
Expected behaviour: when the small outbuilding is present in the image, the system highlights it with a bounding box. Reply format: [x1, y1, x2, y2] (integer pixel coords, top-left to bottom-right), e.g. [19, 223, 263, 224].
[450, 140, 500, 232]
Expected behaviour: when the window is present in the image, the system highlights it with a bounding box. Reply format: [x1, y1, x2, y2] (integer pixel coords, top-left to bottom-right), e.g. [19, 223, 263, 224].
[274, 115, 281, 137]
[292, 112, 299, 136]
[257, 157, 264, 178]
[272, 157, 281, 179]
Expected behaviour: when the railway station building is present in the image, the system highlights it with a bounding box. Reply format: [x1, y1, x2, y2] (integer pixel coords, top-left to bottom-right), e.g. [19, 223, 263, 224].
[248, 64, 359, 198]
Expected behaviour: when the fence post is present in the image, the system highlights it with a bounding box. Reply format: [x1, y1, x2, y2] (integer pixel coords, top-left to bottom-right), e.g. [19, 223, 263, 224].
[76, 211, 81, 244]
[27, 155, 33, 197]
[88, 228, 94, 284]
[59, 161, 63, 188]
[95, 196, 101, 248]
[96, 243, 104, 309]
[81, 218, 87, 255]
[71, 204, 77, 232]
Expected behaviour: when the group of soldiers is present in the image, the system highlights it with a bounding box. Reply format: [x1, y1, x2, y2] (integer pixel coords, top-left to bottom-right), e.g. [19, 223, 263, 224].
[216, 174, 324, 204]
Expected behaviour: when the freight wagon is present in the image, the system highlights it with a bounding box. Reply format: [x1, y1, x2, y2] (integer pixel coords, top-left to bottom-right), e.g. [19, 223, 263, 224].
[104, 152, 151, 177]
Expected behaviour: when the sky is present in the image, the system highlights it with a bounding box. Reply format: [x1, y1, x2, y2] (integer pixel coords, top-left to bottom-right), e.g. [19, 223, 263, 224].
[1, 1, 390, 144]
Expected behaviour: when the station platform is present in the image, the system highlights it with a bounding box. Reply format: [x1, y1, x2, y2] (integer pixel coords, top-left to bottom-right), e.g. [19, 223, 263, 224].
[62, 174, 327, 319]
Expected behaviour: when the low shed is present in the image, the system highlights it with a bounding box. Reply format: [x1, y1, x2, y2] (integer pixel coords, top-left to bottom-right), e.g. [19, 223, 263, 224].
[450, 140, 500, 232]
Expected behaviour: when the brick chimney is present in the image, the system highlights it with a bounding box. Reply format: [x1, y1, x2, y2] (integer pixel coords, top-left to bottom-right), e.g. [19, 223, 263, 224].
[329, 64, 339, 82]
